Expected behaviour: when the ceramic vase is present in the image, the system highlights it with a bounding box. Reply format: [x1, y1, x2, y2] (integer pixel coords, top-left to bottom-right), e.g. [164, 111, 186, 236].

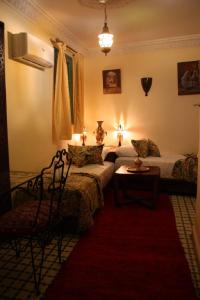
[134, 156, 143, 169]
[95, 121, 106, 144]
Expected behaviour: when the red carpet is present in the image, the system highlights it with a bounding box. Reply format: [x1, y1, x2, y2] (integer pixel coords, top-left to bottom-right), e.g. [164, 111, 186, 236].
[44, 190, 197, 299]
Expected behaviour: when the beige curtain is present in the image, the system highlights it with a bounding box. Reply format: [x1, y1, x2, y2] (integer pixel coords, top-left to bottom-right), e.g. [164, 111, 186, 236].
[73, 53, 84, 133]
[52, 42, 72, 144]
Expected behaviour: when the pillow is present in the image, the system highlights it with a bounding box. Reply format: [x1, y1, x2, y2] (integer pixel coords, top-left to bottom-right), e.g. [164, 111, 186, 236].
[131, 139, 149, 158]
[68, 144, 104, 167]
[102, 146, 113, 160]
[104, 152, 118, 162]
[148, 139, 160, 157]
[68, 145, 87, 167]
[85, 145, 104, 165]
[115, 145, 138, 157]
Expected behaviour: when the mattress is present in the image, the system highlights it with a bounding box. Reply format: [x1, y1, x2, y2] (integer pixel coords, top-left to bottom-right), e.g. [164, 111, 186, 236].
[69, 161, 115, 188]
[10, 161, 114, 195]
[115, 154, 185, 179]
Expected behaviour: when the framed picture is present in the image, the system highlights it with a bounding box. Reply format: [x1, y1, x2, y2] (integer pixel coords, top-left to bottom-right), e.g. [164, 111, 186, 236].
[102, 69, 121, 94]
[177, 60, 200, 95]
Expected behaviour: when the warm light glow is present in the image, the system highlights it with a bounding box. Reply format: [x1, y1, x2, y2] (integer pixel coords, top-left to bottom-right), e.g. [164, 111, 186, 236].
[117, 124, 124, 147]
[80, 127, 87, 146]
[98, 32, 113, 50]
[98, 2, 113, 55]
[72, 134, 80, 142]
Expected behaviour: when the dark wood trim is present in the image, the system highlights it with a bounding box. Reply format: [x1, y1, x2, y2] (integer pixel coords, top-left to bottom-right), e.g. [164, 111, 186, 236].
[0, 21, 11, 213]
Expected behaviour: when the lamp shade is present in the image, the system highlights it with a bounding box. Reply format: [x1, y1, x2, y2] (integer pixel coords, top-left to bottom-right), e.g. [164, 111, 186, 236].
[98, 2, 113, 55]
[98, 23, 113, 55]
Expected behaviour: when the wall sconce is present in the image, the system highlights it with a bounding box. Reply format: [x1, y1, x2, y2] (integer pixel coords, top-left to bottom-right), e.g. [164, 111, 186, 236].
[81, 127, 87, 146]
[141, 77, 152, 96]
[117, 124, 124, 147]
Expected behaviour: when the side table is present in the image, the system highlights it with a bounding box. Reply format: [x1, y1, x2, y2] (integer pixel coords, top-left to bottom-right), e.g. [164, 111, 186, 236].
[113, 165, 160, 209]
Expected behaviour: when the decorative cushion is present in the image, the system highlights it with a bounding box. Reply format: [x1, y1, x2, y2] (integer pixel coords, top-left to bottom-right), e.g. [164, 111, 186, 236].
[68, 144, 104, 167]
[131, 139, 149, 158]
[68, 145, 87, 167]
[148, 139, 161, 157]
[116, 145, 138, 157]
[102, 146, 114, 160]
[86, 145, 104, 165]
[104, 151, 118, 162]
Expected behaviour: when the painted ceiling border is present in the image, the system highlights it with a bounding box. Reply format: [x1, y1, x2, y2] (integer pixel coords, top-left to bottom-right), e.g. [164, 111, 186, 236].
[2, 0, 87, 54]
[2, 0, 200, 55]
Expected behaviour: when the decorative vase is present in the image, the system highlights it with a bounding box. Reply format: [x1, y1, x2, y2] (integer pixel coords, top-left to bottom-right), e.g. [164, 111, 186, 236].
[134, 156, 143, 169]
[95, 121, 106, 144]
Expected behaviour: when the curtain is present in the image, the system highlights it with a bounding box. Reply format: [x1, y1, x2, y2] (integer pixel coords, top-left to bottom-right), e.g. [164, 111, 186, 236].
[73, 53, 84, 133]
[52, 42, 72, 144]
[66, 55, 74, 124]
[54, 48, 74, 124]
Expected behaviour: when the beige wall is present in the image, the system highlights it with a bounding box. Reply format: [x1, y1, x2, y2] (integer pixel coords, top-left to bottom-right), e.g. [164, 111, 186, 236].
[1, 0, 200, 173]
[1, 2, 56, 172]
[84, 47, 200, 154]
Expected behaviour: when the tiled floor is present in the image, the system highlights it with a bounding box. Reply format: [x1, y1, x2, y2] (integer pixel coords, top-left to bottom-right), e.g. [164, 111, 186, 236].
[0, 195, 199, 299]
[171, 195, 200, 298]
[0, 235, 79, 300]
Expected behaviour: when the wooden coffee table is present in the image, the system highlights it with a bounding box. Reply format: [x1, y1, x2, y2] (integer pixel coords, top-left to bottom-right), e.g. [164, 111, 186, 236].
[113, 165, 160, 209]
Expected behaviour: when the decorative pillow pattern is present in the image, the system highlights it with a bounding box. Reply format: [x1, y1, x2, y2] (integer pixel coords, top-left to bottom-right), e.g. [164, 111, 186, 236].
[148, 139, 161, 157]
[131, 139, 149, 158]
[68, 145, 104, 167]
[68, 145, 87, 167]
[131, 139, 161, 158]
[85, 145, 104, 165]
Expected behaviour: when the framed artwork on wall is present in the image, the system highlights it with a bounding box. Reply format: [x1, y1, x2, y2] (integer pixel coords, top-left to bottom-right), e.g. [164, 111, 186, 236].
[102, 69, 121, 94]
[177, 60, 200, 95]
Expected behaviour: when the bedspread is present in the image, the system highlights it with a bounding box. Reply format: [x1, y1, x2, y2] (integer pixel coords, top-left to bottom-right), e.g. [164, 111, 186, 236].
[10, 171, 104, 233]
[172, 154, 198, 183]
[62, 173, 104, 232]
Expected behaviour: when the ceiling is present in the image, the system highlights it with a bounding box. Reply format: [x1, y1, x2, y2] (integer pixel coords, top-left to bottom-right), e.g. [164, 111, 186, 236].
[11, 0, 200, 52]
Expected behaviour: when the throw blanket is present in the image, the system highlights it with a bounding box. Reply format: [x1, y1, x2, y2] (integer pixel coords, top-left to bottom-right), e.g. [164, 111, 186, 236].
[62, 173, 104, 232]
[172, 154, 198, 183]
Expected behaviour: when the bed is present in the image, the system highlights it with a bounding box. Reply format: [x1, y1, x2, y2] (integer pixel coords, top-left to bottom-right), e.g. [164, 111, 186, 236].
[10, 160, 115, 233]
[114, 150, 197, 195]
[61, 161, 115, 232]
[115, 154, 186, 179]
[69, 161, 115, 189]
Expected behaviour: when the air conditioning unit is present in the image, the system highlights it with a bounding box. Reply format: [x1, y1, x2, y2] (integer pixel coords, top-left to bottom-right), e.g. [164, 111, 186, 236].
[9, 32, 54, 71]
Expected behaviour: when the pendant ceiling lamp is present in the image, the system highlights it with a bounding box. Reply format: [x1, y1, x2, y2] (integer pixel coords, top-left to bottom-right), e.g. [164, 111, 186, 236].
[98, 0, 113, 56]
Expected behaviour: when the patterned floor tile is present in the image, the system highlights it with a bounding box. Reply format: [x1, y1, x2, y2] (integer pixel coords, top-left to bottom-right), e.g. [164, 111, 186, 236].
[0, 235, 79, 300]
[171, 195, 200, 298]
[0, 195, 199, 299]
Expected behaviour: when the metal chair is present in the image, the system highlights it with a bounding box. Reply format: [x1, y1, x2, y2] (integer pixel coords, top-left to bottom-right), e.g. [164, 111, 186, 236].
[0, 149, 71, 294]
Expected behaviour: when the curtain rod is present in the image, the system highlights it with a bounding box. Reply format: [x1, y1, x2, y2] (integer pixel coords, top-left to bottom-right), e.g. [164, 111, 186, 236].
[50, 38, 78, 54]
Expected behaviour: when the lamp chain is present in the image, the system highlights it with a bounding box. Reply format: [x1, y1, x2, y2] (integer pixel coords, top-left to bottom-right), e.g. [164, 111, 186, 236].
[104, 3, 107, 23]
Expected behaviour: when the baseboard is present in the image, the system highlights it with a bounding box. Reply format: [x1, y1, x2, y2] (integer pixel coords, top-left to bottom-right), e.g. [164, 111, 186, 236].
[192, 224, 200, 263]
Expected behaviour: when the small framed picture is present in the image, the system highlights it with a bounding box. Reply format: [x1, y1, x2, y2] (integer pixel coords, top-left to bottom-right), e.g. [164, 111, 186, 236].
[177, 60, 200, 95]
[102, 69, 121, 94]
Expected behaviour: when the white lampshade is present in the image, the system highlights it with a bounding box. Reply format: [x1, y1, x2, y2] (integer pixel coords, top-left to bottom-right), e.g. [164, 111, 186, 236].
[98, 32, 113, 48]
[98, 2, 113, 55]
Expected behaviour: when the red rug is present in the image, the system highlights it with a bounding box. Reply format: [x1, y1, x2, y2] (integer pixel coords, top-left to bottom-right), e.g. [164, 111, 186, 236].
[44, 191, 197, 300]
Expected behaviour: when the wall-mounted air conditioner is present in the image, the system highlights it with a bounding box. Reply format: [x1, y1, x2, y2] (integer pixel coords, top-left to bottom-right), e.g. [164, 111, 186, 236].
[8, 32, 54, 71]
